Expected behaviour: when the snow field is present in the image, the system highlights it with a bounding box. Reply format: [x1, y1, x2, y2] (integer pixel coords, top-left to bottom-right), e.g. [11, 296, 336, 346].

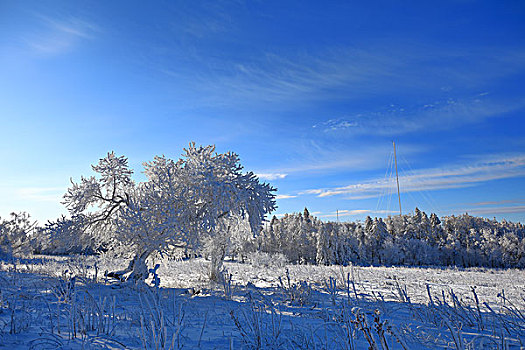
[1, 255, 524, 349]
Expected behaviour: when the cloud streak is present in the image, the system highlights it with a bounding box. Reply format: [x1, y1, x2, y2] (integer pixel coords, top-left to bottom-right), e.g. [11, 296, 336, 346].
[276, 194, 296, 199]
[319, 209, 396, 218]
[179, 43, 525, 110]
[26, 14, 99, 55]
[16, 187, 65, 203]
[256, 173, 288, 180]
[301, 154, 525, 199]
[470, 199, 525, 207]
[314, 94, 525, 136]
[465, 205, 525, 216]
[256, 143, 423, 179]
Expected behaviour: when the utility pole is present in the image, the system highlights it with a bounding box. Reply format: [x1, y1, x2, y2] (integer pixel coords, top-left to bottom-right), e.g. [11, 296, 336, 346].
[393, 141, 402, 216]
[336, 209, 339, 222]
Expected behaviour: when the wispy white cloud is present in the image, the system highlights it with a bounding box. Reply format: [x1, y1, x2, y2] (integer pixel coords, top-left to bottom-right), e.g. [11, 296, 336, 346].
[255, 154, 378, 180]
[175, 43, 525, 110]
[276, 194, 296, 199]
[192, 47, 406, 106]
[174, 2, 235, 38]
[256, 173, 288, 180]
[256, 143, 422, 178]
[465, 205, 525, 216]
[301, 154, 525, 199]
[0, 185, 67, 224]
[16, 187, 65, 202]
[313, 119, 359, 132]
[26, 14, 99, 55]
[452, 199, 525, 217]
[470, 199, 525, 207]
[314, 94, 525, 135]
[319, 209, 396, 218]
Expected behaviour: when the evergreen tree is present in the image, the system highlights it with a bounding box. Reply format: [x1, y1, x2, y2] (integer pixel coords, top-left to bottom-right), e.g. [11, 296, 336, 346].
[303, 207, 310, 221]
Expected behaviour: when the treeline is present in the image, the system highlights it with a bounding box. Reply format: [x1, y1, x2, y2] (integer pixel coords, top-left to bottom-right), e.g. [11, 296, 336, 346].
[1, 208, 525, 268]
[0, 213, 98, 257]
[256, 208, 525, 268]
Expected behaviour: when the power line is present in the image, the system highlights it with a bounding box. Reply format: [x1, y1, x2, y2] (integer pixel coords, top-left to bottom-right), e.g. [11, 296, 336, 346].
[399, 154, 441, 214]
[376, 149, 394, 213]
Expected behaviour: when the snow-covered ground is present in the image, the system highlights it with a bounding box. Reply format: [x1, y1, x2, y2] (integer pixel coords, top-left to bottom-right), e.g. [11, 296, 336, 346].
[1, 255, 524, 349]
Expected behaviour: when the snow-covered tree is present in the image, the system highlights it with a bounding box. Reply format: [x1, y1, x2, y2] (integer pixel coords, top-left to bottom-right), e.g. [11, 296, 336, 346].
[32, 215, 103, 255]
[0, 212, 36, 257]
[249, 208, 524, 269]
[63, 144, 276, 281]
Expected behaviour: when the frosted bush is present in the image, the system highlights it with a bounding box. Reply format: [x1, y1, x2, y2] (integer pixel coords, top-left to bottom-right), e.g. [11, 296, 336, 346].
[249, 252, 288, 268]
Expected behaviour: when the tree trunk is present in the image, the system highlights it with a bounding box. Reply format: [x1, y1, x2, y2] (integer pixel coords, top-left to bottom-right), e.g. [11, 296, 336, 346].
[209, 245, 226, 282]
[107, 250, 151, 282]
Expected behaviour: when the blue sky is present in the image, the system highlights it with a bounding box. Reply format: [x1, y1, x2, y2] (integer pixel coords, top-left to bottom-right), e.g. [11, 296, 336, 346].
[1, 1, 525, 224]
